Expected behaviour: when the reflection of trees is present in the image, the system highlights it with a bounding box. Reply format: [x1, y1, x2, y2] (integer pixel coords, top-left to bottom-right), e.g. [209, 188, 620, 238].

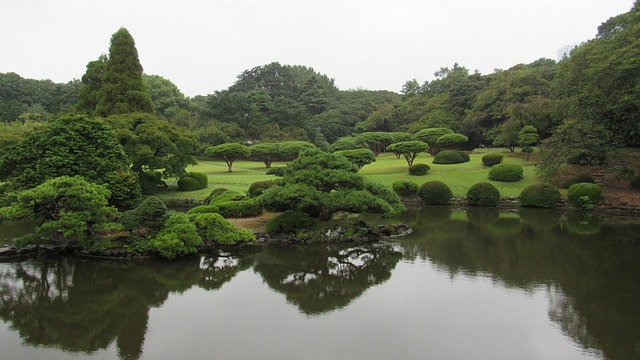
[396, 208, 640, 359]
[0, 251, 256, 359]
[254, 243, 402, 315]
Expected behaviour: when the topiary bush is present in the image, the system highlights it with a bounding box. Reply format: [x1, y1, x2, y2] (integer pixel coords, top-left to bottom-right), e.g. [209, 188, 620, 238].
[488, 164, 523, 182]
[265, 211, 320, 235]
[432, 150, 466, 164]
[248, 180, 276, 198]
[631, 176, 640, 190]
[209, 189, 247, 205]
[419, 181, 452, 205]
[177, 176, 201, 191]
[561, 173, 595, 189]
[482, 153, 504, 167]
[204, 188, 229, 204]
[519, 183, 561, 208]
[456, 150, 470, 162]
[119, 197, 169, 234]
[392, 180, 419, 197]
[266, 166, 286, 176]
[408, 163, 430, 175]
[467, 182, 500, 206]
[567, 182, 602, 208]
[186, 205, 220, 214]
[189, 212, 256, 245]
[215, 199, 262, 218]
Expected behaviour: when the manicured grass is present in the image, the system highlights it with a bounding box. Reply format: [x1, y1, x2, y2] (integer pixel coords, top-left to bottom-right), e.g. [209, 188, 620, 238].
[154, 149, 543, 201]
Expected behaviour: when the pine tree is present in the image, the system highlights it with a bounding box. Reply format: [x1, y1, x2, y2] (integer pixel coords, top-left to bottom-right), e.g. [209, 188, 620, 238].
[95, 27, 154, 117]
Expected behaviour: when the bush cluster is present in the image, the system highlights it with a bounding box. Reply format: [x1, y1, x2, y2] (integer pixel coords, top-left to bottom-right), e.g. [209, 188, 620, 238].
[482, 153, 504, 167]
[216, 200, 262, 218]
[119, 197, 169, 234]
[467, 182, 500, 206]
[189, 213, 255, 245]
[561, 173, 595, 189]
[419, 181, 452, 205]
[631, 176, 640, 190]
[519, 183, 561, 208]
[567, 182, 602, 207]
[248, 180, 276, 198]
[408, 163, 430, 175]
[432, 150, 469, 164]
[139, 171, 166, 195]
[177, 172, 208, 191]
[392, 180, 419, 197]
[488, 164, 523, 182]
[266, 166, 286, 176]
[266, 211, 320, 235]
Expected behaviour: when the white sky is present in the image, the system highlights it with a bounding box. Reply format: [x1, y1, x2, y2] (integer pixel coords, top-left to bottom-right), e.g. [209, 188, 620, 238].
[0, 0, 634, 97]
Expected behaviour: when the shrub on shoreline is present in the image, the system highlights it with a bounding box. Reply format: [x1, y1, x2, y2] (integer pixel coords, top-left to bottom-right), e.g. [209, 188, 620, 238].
[467, 182, 500, 206]
[519, 183, 561, 208]
[393, 180, 419, 197]
[419, 181, 452, 205]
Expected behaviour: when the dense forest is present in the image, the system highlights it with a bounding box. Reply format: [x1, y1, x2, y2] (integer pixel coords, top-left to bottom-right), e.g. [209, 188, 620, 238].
[1, 1, 639, 182]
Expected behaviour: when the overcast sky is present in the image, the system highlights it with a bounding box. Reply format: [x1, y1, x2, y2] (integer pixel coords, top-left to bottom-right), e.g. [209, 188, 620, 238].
[0, 0, 634, 96]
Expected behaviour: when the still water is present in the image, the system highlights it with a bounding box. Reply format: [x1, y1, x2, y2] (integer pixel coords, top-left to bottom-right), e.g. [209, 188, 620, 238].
[1, 208, 639, 360]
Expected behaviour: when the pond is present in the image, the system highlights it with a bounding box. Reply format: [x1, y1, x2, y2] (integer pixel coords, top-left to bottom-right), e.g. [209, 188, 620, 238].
[1, 207, 639, 360]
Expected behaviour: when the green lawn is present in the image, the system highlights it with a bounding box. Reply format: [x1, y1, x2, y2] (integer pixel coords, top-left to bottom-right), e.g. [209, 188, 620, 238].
[154, 149, 542, 201]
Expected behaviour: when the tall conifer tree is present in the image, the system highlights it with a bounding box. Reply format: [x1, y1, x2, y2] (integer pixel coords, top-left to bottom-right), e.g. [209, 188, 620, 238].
[95, 27, 154, 116]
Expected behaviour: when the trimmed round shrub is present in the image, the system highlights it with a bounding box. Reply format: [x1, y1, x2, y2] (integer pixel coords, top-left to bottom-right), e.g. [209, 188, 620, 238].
[419, 181, 452, 205]
[186, 205, 220, 214]
[266, 211, 320, 235]
[432, 150, 466, 164]
[392, 180, 419, 197]
[209, 189, 247, 205]
[216, 199, 262, 218]
[467, 182, 500, 206]
[204, 188, 229, 204]
[266, 166, 286, 176]
[408, 163, 430, 175]
[567, 182, 602, 207]
[488, 164, 523, 182]
[456, 150, 470, 162]
[519, 183, 561, 208]
[631, 176, 640, 190]
[177, 177, 201, 191]
[119, 197, 169, 233]
[561, 173, 595, 189]
[248, 180, 276, 198]
[482, 153, 504, 167]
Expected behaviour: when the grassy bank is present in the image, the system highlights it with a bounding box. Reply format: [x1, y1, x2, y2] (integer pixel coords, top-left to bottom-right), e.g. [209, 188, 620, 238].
[154, 149, 542, 202]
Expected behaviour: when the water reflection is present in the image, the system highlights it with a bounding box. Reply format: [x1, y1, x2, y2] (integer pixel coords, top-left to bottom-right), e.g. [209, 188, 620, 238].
[253, 243, 402, 315]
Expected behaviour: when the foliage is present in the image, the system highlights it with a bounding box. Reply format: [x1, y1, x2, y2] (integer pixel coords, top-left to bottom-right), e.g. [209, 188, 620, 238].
[561, 173, 595, 189]
[215, 199, 263, 218]
[249, 143, 281, 168]
[334, 148, 376, 169]
[408, 163, 430, 176]
[412, 128, 454, 155]
[103, 170, 142, 210]
[630, 176, 640, 190]
[205, 143, 250, 172]
[139, 171, 166, 195]
[356, 132, 395, 156]
[482, 153, 504, 167]
[118, 197, 169, 235]
[177, 172, 208, 191]
[386, 140, 429, 166]
[488, 164, 524, 182]
[518, 125, 539, 160]
[436, 133, 468, 149]
[95, 27, 154, 116]
[567, 183, 602, 207]
[266, 166, 286, 176]
[419, 180, 453, 205]
[209, 189, 248, 204]
[188, 213, 255, 245]
[392, 180, 419, 197]
[265, 211, 320, 235]
[257, 149, 404, 220]
[247, 180, 276, 198]
[432, 150, 467, 164]
[0, 176, 119, 247]
[329, 136, 367, 152]
[148, 212, 202, 259]
[467, 182, 500, 206]
[186, 205, 220, 214]
[519, 183, 561, 208]
[492, 119, 520, 152]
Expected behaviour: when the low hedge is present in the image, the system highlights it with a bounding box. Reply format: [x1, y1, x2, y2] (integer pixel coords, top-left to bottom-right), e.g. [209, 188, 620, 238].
[567, 182, 602, 207]
[216, 199, 263, 218]
[266, 211, 320, 235]
[248, 180, 276, 198]
[488, 164, 523, 182]
[519, 183, 561, 208]
[467, 182, 500, 206]
[482, 153, 504, 167]
[408, 163, 430, 176]
[432, 150, 468, 164]
[177, 177, 202, 191]
[186, 205, 220, 214]
[561, 173, 595, 189]
[209, 189, 247, 205]
[419, 181, 452, 205]
[392, 180, 419, 197]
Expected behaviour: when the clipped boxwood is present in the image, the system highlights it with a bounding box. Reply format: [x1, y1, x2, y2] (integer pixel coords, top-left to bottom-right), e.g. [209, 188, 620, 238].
[408, 163, 430, 176]
[482, 153, 504, 167]
[186, 205, 220, 214]
[266, 166, 286, 176]
[631, 176, 640, 190]
[519, 183, 561, 208]
[177, 176, 202, 191]
[561, 173, 595, 189]
[392, 180, 419, 197]
[209, 189, 247, 205]
[488, 164, 523, 182]
[432, 150, 467, 164]
[216, 199, 262, 218]
[266, 211, 320, 235]
[467, 182, 500, 206]
[248, 180, 276, 198]
[567, 182, 602, 207]
[419, 181, 452, 205]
